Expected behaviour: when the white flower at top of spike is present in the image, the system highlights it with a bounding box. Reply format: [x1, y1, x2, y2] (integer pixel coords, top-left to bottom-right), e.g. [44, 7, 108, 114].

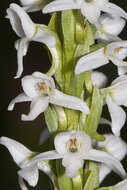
[0, 137, 56, 190]
[29, 130, 126, 178]
[101, 75, 127, 136]
[75, 41, 127, 76]
[95, 134, 127, 183]
[43, 0, 127, 25]
[8, 72, 90, 121]
[20, 0, 44, 12]
[95, 13, 126, 42]
[6, 3, 56, 78]
[91, 71, 108, 88]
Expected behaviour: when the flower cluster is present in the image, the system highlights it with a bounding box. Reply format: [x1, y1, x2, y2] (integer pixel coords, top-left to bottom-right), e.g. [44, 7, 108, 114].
[1, 0, 127, 190]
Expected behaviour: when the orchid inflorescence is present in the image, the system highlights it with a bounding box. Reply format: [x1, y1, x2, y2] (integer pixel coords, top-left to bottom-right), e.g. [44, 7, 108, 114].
[1, 0, 127, 190]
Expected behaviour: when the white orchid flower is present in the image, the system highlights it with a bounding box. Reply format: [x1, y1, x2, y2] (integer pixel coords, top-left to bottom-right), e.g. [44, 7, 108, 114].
[43, 0, 127, 25]
[7, 3, 56, 78]
[8, 72, 90, 121]
[95, 13, 126, 42]
[20, 0, 44, 12]
[29, 130, 126, 178]
[102, 75, 127, 136]
[0, 137, 56, 190]
[91, 71, 108, 88]
[75, 41, 127, 76]
[96, 134, 127, 183]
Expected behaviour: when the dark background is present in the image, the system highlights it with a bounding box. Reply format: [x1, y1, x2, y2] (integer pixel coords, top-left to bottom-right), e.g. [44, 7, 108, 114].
[0, 1, 127, 189]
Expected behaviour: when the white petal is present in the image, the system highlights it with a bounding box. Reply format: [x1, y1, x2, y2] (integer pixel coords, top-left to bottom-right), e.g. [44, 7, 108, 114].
[81, 1, 101, 24]
[15, 39, 29, 56]
[99, 117, 111, 126]
[30, 151, 62, 164]
[0, 137, 33, 166]
[99, 164, 111, 183]
[84, 149, 126, 179]
[18, 176, 28, 190]
[103, 2, 127, 20]
[91, 71, 108, 88]
[106, 95, 126, 136]
[62, 155, 84, 178]
[33, 26, 56, 48]
[98, 14, 126, 37]
[97, 134, 127, 161]
[10, 3, 35, 38]
[54, 131, 91, 155]
[118, 66, 127, 75]
[18, 165, 39, 187]
[6, 8, 24, 37]
[43, 0, 80, 14]
[115, 179, 127, 190]
[50, 89, 90, 114]
[75, 48, 108, 75]
[109, 56, 127, 68]
[21, 97, 49, 121]
[20, 0, 42, 7]
[8, 93, 31, 111]
[15, 38, 29, 79]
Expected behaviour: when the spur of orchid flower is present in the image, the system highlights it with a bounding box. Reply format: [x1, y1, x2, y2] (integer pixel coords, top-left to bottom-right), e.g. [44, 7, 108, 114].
[0, 137, 56, 190]
[43, 0, 127, 25]
[101, 75, 127, 136]
[95, 134, 127, 183]
[75, 41, 127, 76]
[8, 72, 90, 121]
[95, 13, 126, 42]
[29, 130, 126, 178]
[7, 3, 56, 78]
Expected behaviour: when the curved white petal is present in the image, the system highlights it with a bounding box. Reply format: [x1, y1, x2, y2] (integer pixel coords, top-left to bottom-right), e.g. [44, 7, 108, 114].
[99, 164, 111, 183]
[99, 117, 111, 126]
[75, 48, 108, 75]
[43, 0, 80, 13]
[21, 97, 49, 121]
[103, 2, 127, 20]
[8, 93, 31, 111]
[91, 71, 108, 88]
[15, 38, 29, 79]
[84, 149, 126, 179]
[15, 39, 29, 56]
[115, 179, 127, 190]
[50, 89, 90, 114]
[30, 151, 62, 164]
[6, 8, 24, 37]
[0, 137, 33, 166]
[18, 165, 39, 187]
[54, 131, 91, 155]
[18, 176, 28, 190]
[62, 155, 84, 178]
[106, 95, 126, 136]
[97, 134, 127, 161]
[98, 14, 126, 37]
[106, 41, 127, 56]
[20, 0, 42, 7]
[109, 56, 127, 68]
[33, 26, 56, 48]
[10, 3, 35, 38]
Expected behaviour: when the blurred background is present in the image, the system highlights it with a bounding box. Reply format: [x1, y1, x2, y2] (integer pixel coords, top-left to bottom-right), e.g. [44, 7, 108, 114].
[0, 0, 127, 189]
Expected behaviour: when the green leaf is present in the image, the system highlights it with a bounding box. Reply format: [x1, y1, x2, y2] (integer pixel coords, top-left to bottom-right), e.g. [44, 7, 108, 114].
[56, 160, 73, 190]
[84, 86, 105, 141]
[83, 161, 99, 190]
[44, 105, 58, 133]
[61, 10, 76, 93]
